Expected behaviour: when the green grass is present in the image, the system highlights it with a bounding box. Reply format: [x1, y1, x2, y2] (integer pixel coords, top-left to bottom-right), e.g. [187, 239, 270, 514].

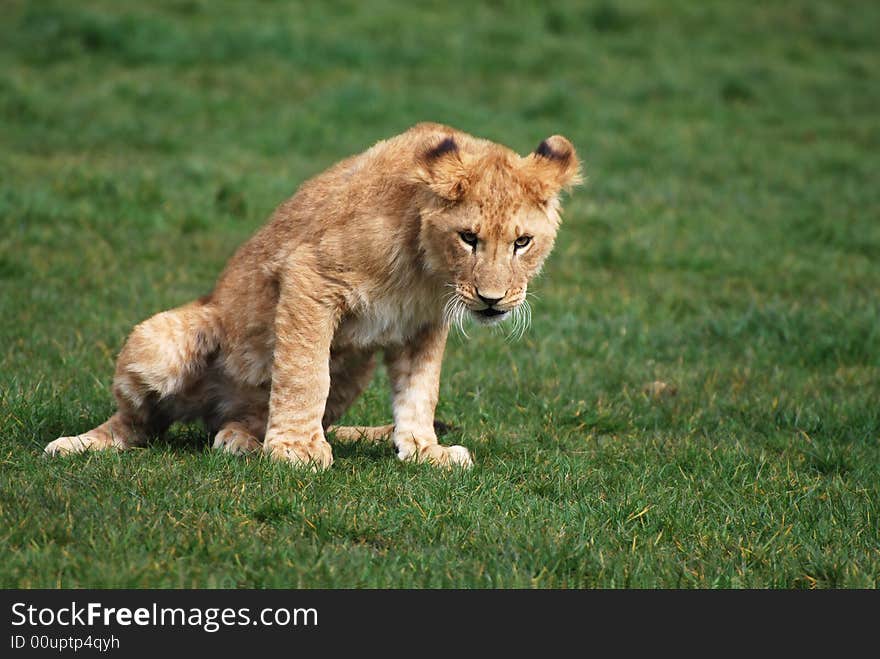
[1, 0, 878, 588]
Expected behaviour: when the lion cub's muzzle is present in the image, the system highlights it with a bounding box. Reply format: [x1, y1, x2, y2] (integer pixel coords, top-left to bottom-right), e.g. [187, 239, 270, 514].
[454, 285, 525, 325]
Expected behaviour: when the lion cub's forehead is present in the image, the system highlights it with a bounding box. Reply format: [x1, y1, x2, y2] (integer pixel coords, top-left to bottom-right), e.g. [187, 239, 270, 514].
[464, 151, 545, 237]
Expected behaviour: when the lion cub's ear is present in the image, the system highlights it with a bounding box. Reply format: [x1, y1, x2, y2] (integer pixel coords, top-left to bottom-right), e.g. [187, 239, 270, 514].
[414, 136, 472, 201]
[521, 135, 582, 203]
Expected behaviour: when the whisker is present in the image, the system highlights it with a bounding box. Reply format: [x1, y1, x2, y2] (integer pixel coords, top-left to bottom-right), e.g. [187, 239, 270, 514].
[522, 299, 532, 340]
[515, 302, 523, 339]
[505, 304, 521, 343]
[442, 290, 458, 328]
[504, 299, 532, 342]
[455, 298, 469, 339]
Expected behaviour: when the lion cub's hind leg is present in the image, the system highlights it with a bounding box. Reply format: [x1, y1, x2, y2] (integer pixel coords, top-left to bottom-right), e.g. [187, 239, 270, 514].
[327, 424, 395, 443]
[328, 421, 455, 444]
[44, 412, 147, 456]
[212, 420, 263, 456]
[45, 300, 219, 457]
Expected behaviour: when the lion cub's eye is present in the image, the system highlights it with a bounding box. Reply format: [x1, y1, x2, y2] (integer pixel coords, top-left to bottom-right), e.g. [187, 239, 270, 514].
[459, 231, 478, 248]
[514, 236, 532, 251]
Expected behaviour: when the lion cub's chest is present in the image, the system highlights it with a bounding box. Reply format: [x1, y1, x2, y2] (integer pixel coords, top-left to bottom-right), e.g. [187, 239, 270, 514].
[333, 284, 443, 350]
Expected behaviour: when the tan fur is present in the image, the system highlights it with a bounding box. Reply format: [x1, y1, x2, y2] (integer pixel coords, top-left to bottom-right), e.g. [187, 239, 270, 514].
[45, 123, 581, 469]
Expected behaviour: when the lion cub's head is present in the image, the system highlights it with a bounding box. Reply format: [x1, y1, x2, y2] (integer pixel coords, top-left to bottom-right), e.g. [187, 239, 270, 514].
[412, 126, 581, 334]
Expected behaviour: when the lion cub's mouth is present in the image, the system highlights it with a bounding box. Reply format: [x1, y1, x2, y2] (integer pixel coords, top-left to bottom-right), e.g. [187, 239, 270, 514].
[472, 307, 509, 325]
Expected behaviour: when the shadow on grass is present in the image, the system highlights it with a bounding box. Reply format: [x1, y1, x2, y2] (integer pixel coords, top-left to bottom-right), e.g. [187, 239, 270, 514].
[149, 422, 211, 454]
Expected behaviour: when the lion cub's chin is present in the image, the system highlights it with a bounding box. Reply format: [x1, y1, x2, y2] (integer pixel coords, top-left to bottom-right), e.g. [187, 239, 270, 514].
[471, 309, 511, 326]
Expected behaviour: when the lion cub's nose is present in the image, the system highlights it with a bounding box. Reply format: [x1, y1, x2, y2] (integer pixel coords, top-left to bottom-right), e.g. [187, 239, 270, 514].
[476, 292, 504, 307]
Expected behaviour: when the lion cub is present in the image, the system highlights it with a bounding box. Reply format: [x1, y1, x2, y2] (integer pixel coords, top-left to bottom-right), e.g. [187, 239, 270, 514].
[45, 123, 580, 469]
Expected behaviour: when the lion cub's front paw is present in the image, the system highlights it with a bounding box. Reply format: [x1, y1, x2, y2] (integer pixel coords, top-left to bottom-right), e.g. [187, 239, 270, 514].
[44, 434, 111, 456]
[413, 444, 474, 469]
[212, 428, 262, 455]
[265, 436, 334, 471]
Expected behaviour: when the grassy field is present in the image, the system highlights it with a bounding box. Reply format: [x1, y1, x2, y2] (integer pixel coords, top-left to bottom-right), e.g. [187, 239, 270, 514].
[1, 0, 878, 588]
